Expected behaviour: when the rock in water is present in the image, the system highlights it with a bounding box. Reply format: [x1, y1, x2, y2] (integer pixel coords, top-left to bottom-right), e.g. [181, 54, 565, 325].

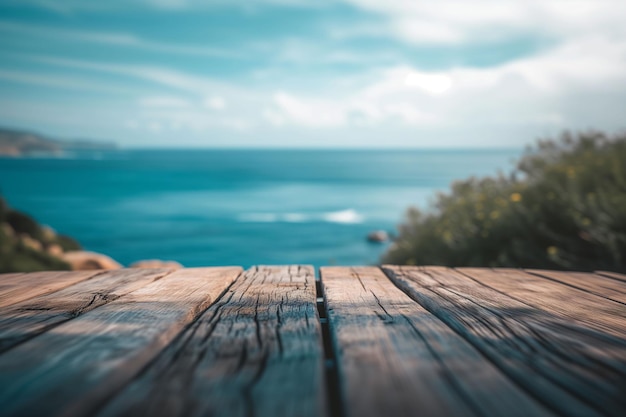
[62, 251, 122, 270]
[367, 230, 389, 243]
[130, 260, 183, 269]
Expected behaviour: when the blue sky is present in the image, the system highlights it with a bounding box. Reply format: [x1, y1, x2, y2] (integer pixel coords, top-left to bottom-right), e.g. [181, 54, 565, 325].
[0, 0, 625, 148]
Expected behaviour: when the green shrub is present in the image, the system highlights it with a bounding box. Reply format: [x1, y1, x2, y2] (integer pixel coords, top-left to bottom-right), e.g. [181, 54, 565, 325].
[6, 210, 43, 240]
[0, 198, 78, 272]
[0, 197, 6, 222]
[0, 240, 71, 273]
[383, 131, 626, 272]
[55, 234, 81, 252]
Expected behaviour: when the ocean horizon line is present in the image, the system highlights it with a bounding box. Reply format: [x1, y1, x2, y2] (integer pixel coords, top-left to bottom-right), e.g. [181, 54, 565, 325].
[95, 146, 523, 152]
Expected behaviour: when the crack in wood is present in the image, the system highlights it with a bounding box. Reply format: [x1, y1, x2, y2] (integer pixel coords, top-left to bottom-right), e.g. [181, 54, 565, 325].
[93, 266, 326, 417]
[384, 265, 626, 417]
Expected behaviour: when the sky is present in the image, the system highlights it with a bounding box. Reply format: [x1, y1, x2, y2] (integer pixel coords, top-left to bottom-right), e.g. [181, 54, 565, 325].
[0, 0, 625, 148]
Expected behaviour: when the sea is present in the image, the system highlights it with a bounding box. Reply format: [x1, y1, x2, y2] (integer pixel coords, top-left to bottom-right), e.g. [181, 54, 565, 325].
[0, 149, 521, 268]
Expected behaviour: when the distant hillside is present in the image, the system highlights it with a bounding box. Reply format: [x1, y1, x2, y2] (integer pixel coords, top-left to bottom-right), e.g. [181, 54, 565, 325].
[0, 127, 116, 156]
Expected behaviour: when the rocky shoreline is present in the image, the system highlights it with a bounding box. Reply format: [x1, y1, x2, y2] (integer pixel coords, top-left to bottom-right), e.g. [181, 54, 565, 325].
[0, 127, 116, 157]
[0, 197, 181, 273]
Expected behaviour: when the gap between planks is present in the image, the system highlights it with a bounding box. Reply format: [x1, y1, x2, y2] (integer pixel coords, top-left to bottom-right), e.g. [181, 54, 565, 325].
[381, 265, 626, 417]
[95, 265, 327, 417]
[321, 266, 554, 417]
[1, 266, 625, 417]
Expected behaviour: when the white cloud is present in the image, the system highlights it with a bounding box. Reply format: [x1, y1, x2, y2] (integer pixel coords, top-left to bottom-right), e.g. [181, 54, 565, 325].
[4, 0, 626, 147]
[141, 0, 328, 10]
[0, 21, 239, 58]
[11, 54, 265, 132]
[272, 92, 346, 127]
[10, 27, 626, 140]
[2, 0, 328, 13]
[0, 69, 135, 94]
[204, 96, 226, 110]
[263, 34, 626, 131]
[139, 96, 190, 108]
[405, 72, 452, 95]
[342, 0, 626, 44]
[20, 55, 234, 95]
[147, 121, 163, 133]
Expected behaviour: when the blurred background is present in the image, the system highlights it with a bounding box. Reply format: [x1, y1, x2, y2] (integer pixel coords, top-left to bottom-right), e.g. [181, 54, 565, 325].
[0, 1, 625, 271]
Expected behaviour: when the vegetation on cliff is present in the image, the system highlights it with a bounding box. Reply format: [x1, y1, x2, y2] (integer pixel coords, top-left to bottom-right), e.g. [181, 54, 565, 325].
[0, 197, 181, 273]
[0, 197, 81, 272]
[383, 131, 626, 273]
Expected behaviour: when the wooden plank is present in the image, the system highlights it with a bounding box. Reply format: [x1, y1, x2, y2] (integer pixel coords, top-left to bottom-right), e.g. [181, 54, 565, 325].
[459, 267, 626, 337]
[527, 269, 626, 305]
[321, 266, 553, 417]
[0, 268, 172, 353]
[0, 266, 242, 417]
[0, 270, 101, 308]
[0, 273, 24, 281]
[384, 265, 626, 417]
[596, 270, 626, 283]
[97, 265, 326, 417]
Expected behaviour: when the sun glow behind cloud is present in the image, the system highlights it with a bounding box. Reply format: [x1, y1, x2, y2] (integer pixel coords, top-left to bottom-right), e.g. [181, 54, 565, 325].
[405, 73, 452, 95]
[0, 1, 625, 147]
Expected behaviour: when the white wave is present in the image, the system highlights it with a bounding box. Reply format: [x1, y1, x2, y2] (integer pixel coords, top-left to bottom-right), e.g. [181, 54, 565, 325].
[238, 209, 364, 224]
[238, 213, 279, 223]
[322, 209, 364, 224]
[283, 213, 309, 223]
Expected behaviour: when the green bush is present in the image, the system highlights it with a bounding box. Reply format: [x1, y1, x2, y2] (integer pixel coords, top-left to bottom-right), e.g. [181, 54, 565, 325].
[55, 234, 81, 252]
[383, 131, 626, 272]
[6, 210, 43, 240]
[0, 240, 70, 272]
[0, 198, 77, 273]
[0, 197, 6, 222]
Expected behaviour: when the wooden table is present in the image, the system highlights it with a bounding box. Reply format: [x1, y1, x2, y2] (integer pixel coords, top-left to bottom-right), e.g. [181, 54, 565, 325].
[0, 266, 624, 417]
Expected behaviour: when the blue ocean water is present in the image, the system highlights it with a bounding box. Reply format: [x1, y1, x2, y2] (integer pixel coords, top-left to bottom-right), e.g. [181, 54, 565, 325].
[0, 149, 520, 268]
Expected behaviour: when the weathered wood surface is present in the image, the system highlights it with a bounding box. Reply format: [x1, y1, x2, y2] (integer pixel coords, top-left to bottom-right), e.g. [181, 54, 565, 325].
[596, 270, 626, 283]
[0, 267, 241, 417]
[0, 270, 101, 308]
[0, 268, 171, 353]
[98, 265, 326, 417]
[527, 269, 626, 305]
[0, 265, 624, 417]
[459, 267, 626, 337]
[321, 266, 552, 417]
[383, 265, 626, 417]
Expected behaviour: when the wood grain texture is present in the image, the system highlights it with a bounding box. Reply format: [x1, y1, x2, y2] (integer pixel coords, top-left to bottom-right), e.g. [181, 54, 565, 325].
[596, 270, 626, 283]
[384, 265, 626, 417]
[98, 265, 326, 417]
[0, 268, 171, 353]
[0, 273, 24, 282]
[0, 270, 101, 308]
[321, 266, 552, 417]
[527, 269, 626, 305]
[0, 266, 242, 417]
[459, 267, 626, 337]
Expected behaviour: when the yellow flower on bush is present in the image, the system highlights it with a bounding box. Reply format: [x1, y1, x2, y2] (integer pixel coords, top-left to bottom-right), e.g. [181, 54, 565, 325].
[490, 211, 500, 219]
[510, 193, 522, 202]
[547, 246, 558, 256]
